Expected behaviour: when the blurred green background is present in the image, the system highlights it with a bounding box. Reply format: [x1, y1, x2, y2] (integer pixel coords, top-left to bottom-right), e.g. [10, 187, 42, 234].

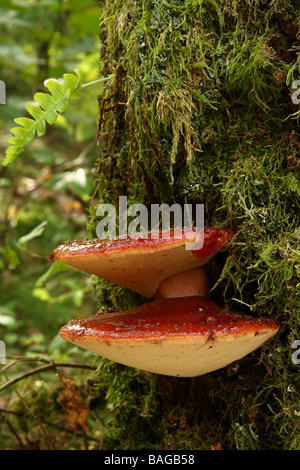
[0, 0, 106, 449]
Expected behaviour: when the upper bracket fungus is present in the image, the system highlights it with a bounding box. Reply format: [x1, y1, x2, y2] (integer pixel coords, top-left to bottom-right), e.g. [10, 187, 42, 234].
[50, 227, 232, 298]
[51, 227, 279, 377]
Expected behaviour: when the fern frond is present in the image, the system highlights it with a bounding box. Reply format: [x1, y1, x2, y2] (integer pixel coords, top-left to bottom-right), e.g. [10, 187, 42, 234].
[2, 71, 82, 167]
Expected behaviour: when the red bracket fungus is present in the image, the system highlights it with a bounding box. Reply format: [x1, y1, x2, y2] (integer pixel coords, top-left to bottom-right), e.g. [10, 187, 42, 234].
[51, 227, 279, 377]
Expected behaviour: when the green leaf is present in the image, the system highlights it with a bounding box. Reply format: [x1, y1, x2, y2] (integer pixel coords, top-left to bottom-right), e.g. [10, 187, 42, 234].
[3, 144, 22, 162]
[2, 69, 111, 167]
[63, 72, 81, 91]
[18, 221, 48, 245]
[48, 334, 65, 354]
[26, 103, 45, 124]
[9, 126, 30, 140]
[45, 79, 66, 101]
[32, 287, 51, 301]
[33, 92, 55, 109]
[35, 260, 75, 287]
[14, 117, 35, 129]
[5, 240, 21, 270]
[2, 70, 82, 166]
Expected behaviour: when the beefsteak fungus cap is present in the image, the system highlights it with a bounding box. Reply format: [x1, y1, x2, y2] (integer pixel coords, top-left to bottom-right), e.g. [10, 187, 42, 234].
[50, 227, 233, 298]
[60, 296, 279, 377]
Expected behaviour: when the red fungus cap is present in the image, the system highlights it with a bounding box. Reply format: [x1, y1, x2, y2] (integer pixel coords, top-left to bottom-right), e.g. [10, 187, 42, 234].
[60, 296, 279, 377]
[51, 227, 233, 298]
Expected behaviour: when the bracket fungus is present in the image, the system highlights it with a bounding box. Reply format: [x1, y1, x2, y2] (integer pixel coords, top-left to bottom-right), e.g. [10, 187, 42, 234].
[51, 227, 279, 377]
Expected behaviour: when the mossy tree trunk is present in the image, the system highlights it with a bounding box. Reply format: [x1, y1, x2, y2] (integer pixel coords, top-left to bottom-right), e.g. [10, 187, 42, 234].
[88, 1, 300, 450]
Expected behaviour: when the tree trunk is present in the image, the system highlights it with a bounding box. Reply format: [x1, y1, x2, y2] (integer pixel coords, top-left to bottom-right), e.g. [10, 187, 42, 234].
[88, 1, 300, 450]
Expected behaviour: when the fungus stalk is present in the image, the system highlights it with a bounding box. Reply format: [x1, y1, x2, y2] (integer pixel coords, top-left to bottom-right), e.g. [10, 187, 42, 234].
[154, 267, 211, 300]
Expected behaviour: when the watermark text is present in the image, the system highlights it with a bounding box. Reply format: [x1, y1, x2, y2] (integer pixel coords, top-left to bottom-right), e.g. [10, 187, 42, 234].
[291, 80, 300, 105]
[0, 80, 6, 104]
[292, 340, 300, 365]
[0, 340, 6, 364]
[96, 196, 204, 250]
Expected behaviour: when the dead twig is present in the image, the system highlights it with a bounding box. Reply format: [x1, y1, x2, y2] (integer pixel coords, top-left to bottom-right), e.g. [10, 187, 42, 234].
[0, 357, 96, 393]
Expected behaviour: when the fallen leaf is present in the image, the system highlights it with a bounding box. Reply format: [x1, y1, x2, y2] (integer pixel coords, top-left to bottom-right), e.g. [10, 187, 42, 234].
[59, 375, 89, 431]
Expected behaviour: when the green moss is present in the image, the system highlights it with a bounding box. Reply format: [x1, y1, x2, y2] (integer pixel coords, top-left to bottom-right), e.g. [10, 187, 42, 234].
[90, 360, 162, 450]
[86, 0, 300, 450]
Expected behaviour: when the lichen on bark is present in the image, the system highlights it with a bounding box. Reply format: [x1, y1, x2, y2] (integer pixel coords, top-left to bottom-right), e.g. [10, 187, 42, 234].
[87, 0, 300, 450]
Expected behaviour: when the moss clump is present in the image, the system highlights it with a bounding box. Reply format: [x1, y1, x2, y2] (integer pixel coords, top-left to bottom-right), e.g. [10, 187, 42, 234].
[86, 0, 300, 450]
[89, 361, 162, 450]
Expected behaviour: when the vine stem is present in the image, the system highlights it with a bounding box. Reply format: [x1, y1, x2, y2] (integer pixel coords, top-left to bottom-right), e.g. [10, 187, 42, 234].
[80, 74, 114, 90]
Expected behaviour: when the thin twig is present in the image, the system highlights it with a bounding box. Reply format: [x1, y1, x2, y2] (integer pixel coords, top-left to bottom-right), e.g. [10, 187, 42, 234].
[13, 386, 57, 450]
[0, 408, 22, 416]
[1, 355, 50, 374]
[0, 359, 96, 393]
[4, 418, 26, 449]
[1, 368, 56, 450]
[53, 139, 97, 171]
[42, 418, 101, 444]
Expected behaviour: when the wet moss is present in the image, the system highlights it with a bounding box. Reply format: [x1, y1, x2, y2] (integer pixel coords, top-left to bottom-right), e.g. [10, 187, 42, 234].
[87, 0, 300, 450]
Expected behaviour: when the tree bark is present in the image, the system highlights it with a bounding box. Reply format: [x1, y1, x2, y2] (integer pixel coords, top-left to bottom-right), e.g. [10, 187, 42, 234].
[89, 1, 300, 450]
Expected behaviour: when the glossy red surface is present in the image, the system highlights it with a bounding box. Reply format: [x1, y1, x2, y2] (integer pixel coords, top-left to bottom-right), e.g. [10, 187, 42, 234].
[191, 227, 233, 259]
[60, 296, 279, 342]
[50, 227, 233, 261]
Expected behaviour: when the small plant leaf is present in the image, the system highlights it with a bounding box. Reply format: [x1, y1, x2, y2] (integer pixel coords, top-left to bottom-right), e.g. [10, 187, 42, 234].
[18, 221, 48, 245]
[2, 70, 111, 167]
[45, 79, 67, 102]
[2, 70, 83, 167]
[63, 72, 80, 91]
